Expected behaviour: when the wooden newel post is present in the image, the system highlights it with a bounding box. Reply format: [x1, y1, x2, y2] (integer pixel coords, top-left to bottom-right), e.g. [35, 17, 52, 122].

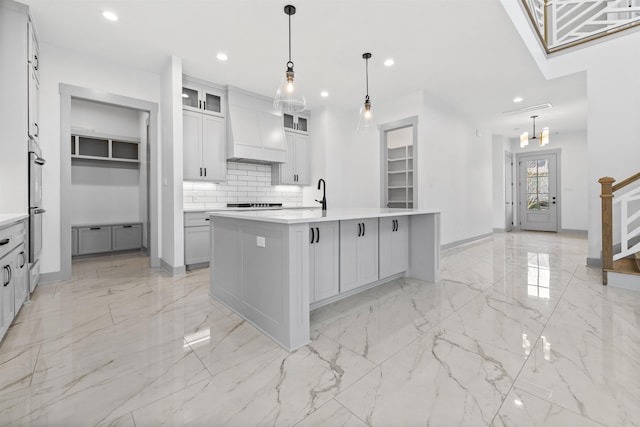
[598, 177, 615, 285]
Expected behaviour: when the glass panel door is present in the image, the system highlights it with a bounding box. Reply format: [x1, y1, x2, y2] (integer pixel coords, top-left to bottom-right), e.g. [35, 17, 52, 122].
[204, 92, 222, 114]
[181, 87, 199, 109]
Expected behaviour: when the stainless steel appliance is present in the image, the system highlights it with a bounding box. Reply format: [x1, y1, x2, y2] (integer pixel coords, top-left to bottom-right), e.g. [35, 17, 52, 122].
[226, 203, 283, 208]
[28, 140, 45, 292]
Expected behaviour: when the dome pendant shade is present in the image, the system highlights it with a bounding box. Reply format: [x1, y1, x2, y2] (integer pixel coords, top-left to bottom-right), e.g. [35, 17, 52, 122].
[274, 5, 306, 113]
[356, 52, 376, 132]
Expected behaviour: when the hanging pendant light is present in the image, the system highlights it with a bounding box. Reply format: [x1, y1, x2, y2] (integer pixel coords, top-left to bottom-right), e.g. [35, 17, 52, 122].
[274, 5, 306, 113]
[520, 115, 550, 148]
[356, 52, 375, 132]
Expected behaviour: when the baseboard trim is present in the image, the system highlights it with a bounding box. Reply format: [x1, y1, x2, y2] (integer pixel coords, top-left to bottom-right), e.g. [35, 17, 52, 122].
[161, 259, 186, 277]
[310, 273, 405, 311]
[561, 228, 588, 236]
[586, 257, 602, 268]
[441, 232, 493, 251]
[186, 261, 209, 271]
[40, 270, 68, 285]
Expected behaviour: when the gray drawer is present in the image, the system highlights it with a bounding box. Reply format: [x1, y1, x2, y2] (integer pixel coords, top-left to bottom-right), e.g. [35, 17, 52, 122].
[184, 212, 211, 227]
[0, 221, 26, 259]
[112, 225, 142, 251]
[78, 226, 112, 255]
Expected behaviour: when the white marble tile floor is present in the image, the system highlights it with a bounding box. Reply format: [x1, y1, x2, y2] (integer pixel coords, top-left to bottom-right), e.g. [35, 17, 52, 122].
[0, 231, 638, 426]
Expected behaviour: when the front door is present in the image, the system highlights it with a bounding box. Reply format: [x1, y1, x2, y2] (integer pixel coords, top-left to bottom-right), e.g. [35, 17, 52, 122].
[518, 152, 559, 232]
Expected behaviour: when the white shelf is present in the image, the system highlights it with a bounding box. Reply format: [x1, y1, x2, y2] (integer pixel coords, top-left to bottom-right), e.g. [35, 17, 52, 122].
[71, 134, 140, 164]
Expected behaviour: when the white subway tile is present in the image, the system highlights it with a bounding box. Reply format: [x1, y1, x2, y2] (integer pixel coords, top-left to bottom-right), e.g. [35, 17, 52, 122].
[228, 169, 248, 176]
[238, 163, 257, 171]
[238, 175, 257, 181]
[227, 162, 238, 170]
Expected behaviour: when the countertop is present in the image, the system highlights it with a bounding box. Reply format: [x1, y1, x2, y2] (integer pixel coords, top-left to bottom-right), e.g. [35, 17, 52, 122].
[208, 207, 439, 224]
[0, 213, 29, 228]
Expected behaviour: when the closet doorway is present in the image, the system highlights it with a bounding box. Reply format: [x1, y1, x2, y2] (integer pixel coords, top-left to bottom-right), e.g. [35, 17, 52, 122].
[59, 85, 159, 282]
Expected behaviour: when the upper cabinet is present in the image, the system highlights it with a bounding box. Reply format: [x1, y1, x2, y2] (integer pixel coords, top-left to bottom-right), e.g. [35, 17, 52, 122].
[272, 131, 310, 185]
[283, 112, 309, 134]
[182, 76, 227, 182]
[27, 18, 39, 141]
[182, 81, 224, 118]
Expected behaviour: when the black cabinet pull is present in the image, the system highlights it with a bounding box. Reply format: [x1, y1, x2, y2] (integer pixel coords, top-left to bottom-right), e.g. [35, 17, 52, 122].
[19, 251, 26, 268]
[362, 222, 365, 236]
[203, 101, 206, 110]
[123, 225, 132, 228]
[3, 265, 11, 286]
[357, 223, 362, 237]
[315, 227, 320, 243]
[310, 227, 315, 244]
[205, 218, 210, 221]
[34, 123, 39, 137]
[90, 227, 101, 230]
[204, 168, 207, 177]
[34, 54, 39, 70]
[199, 100, 202, 109]
[0, 238, 9, 246]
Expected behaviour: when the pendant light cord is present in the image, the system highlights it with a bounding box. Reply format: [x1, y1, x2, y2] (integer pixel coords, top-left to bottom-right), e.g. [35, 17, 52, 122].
[365, 57, 369, 100]
[288, 13, 292, 64]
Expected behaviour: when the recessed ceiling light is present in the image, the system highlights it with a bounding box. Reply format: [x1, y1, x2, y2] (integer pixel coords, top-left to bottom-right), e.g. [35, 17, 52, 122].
[513, 96, 523, 103]
[384, 58, 394, 66]
[320, 91, 329, 97]
[216, 52, 228, 61]
[102, 11, 118, 22]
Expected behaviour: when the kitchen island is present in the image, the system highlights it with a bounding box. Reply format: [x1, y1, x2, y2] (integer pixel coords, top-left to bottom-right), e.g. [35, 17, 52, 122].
[209, 208, 440, 350]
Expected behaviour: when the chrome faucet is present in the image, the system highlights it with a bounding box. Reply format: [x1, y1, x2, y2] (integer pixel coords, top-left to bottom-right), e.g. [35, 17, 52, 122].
[316, 179, 327, 211]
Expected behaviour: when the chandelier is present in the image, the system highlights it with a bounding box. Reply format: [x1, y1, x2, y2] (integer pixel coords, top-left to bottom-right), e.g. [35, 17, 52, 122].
[520, 115, 550, 148]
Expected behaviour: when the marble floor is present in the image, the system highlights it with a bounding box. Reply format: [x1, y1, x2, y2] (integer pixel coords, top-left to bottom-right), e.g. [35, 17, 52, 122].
[1, 231, 639, 426]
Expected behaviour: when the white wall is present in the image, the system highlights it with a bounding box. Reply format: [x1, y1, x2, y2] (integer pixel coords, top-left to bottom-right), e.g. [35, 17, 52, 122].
[70, 99, 143, 226]
[511, 130, 588, 231]
[139, 111, 149, 248]
[39, 43, 162, 274]
[160, 56, 184, 269]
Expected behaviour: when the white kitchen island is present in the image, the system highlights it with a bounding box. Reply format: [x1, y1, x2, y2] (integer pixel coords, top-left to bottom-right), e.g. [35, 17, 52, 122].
[209, 208, 440, 351]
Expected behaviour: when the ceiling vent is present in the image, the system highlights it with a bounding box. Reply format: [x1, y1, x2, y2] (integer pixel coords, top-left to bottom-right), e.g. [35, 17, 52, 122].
[502, 102, 553, 115]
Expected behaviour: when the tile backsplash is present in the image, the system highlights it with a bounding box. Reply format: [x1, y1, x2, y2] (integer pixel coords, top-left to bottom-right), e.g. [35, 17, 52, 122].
[183, 161, 303, 210]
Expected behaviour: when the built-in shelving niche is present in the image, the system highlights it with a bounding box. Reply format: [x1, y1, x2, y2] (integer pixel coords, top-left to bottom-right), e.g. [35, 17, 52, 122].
[387, 145, 413, 208]
[71, 133, 140, 164]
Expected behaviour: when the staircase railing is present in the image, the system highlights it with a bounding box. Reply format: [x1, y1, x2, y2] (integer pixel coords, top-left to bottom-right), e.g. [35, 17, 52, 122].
[522, 0, 640, 53]
[599, 172, 640, 285]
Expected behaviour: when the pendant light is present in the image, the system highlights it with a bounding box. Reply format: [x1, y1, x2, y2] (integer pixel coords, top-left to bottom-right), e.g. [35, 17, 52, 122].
[274, 5, 306, 113]
[356, 52, 375, 132]
[520, 115, 550, 147]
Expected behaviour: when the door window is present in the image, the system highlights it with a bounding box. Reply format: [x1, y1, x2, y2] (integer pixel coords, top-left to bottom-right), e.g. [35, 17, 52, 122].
[526, 159, 549, 211]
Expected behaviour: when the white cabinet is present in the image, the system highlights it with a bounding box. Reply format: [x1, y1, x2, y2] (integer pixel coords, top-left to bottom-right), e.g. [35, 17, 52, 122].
[183, 109, 226, 182]
[283, 112, 309, 134]
[78, 227, 112, 255]
[27, 18, 39, 141]
[74, 223, 142, 256]
[0, 219, 27, 342]
[340, 218, 379, 293]
[379, 216, 409, 279]
[272, 132, 310, 185]
[182, 82, 224, 117]
[13, 244, 27, 314]
[309, 221, 339, 303]
[184, 212, 210, 269]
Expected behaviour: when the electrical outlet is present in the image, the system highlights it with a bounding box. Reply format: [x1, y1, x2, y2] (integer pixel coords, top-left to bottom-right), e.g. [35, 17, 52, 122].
[256, 236, 266, 247]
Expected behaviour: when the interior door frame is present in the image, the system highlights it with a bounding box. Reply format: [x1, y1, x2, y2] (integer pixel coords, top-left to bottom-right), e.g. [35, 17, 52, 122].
[515, 148, 561, 232]
[505, 151, 514, 232]
[53, 84, 160, 283]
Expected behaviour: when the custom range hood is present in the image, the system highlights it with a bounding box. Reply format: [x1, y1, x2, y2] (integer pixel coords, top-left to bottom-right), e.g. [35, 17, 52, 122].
[226, 86, 288, 164]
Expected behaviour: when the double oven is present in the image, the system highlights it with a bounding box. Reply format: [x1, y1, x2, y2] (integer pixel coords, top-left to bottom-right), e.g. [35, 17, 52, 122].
[28, 140, 45, 292]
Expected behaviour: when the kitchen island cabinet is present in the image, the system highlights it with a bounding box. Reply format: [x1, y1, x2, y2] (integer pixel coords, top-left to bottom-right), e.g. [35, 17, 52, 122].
[209, 208, 440, 351]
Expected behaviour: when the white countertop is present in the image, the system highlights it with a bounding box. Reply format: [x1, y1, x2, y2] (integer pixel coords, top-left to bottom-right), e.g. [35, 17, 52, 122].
[186, 206, 321, 213]
[0, 213, 29, 228]
[208, 208, 439, 224]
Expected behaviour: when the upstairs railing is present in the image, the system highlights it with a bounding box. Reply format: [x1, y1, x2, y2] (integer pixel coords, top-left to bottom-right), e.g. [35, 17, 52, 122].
[599, 172, 640, 285]
[522, 0, 640, 53]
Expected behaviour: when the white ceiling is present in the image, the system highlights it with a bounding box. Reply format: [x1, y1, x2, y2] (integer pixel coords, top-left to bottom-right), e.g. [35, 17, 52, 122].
[23, 0, 587, 138]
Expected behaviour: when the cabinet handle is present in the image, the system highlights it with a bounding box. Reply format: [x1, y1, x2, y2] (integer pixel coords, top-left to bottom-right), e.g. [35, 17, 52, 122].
[19, 251, 26, 268]
[392, 219, 396, 232]
[203, 101, 206, 110]
[205, 218, 210, 221]
[123, 225, 132, 228]
[90, 227, 101, 230]
[310, 227, 315, 244]
[4, 265, 12, 286]
[200, 168, 203, 177]
[315, 227, 320, 243]
[362, 222, 365, 236]
[34, 54, 39, 71]
[0, 238, 9, 246]
[199, 100, 202, 109]
[204, 168, 207, 177]
[357, 223, 361, 237]
[34, 123, 39, 137]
